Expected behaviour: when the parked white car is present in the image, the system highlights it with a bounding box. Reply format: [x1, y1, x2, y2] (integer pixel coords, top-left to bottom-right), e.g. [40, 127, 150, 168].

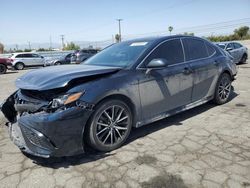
[10, 53, 45, 70]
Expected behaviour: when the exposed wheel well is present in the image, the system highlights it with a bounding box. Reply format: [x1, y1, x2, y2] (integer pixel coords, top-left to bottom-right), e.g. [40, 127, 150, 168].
[222, 70, 233, 80]
[95, 94, 136, 118]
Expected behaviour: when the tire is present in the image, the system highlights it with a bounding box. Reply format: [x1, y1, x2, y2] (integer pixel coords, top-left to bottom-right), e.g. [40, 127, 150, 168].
[213, 73, 232, 105]
[54, 61, 61, 65]
[87, 99, 133, 152]
[15, 62, 25, 70]
[240, 54, 247, 64]
[0, 64, 7, 74]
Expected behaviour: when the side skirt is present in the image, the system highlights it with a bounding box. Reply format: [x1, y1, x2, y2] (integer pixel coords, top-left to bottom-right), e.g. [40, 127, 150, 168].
[135, 96, 213, 128]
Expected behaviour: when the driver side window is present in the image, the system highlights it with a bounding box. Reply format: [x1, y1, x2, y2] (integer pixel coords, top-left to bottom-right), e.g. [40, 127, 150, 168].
[144, 39, 184, 66]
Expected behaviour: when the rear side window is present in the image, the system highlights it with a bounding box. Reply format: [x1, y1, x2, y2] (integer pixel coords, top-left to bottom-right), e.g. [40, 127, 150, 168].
[182, 38, 208, 61]
[145, 39, 184, 65]
[233, 43, 242, 49]
[205, 43, 216, 56]
[226, 43, 234, 50]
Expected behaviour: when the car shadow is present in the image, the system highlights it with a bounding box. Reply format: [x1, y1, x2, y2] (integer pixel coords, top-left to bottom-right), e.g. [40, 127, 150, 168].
[29, 90, 238, 168]
[2, 71, 19, 74]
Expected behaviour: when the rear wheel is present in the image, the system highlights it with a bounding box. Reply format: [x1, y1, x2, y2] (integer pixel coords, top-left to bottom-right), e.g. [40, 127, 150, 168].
[87, 99, 132, 152]
[0, 64, 7, 74]
[54, 61, 61, 65]
[15, 62, 24, 70]
[213, 73, 232, 105]
[240, 54, 247, 64]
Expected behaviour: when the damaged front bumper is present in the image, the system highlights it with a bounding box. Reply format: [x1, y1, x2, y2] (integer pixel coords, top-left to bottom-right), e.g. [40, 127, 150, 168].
[1, 91, 94, 158]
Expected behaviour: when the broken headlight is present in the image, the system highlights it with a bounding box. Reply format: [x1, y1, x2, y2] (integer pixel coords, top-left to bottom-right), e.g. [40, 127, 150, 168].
[51, 92, 83, 109]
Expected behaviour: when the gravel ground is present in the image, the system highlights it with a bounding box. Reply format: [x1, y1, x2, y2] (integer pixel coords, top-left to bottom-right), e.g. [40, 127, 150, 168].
[0, 57, 249, 188]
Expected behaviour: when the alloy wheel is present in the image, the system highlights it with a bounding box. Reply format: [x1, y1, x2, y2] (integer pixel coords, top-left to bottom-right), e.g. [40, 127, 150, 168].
[218, 75, 231, 101]
[95, 105, 130, 147]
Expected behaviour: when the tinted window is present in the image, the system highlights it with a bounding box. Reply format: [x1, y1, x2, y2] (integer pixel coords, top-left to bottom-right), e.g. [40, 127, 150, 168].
[145, 39, 184, 65]
[226, 43, 234, 50]
[206, 43, 216, 56]
[216, 44, 226, 49]
[16, 54, 24, 58]
[233, 43, 242, 49]
[32, 54, 40, 58]
[182, 38, 208, 61]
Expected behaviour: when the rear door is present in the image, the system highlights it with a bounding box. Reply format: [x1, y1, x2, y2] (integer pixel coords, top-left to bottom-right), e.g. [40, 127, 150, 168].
[31, 54, 44, 65]
[182, 38, 218, 102]
[138, 38, 193, 120]
[226, 43, 238, 63]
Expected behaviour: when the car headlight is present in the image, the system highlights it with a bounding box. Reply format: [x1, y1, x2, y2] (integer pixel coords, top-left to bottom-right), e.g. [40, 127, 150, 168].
[51, 92, 83, 109]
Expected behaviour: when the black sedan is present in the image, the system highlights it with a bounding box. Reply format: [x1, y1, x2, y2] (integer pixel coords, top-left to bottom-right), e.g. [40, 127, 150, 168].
[1, 35, 237, 158]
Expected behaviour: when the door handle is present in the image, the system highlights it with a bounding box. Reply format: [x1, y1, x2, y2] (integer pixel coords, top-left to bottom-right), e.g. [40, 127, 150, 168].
[183, 67, 193, 75]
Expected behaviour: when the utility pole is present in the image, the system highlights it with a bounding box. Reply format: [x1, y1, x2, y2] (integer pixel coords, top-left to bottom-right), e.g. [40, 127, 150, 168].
[116, 19, 123, 42]
[60, 35, 65, 49]
[28, 41, 31, 50]
[49, 35, 52, 50]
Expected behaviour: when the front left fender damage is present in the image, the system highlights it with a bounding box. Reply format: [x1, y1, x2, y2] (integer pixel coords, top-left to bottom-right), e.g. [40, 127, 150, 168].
[1, 91, 94, 158]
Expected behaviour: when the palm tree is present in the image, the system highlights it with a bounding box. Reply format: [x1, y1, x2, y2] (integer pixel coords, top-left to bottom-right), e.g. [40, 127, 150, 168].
[0, 42, 4, 54]
[168, 26, 173, 35]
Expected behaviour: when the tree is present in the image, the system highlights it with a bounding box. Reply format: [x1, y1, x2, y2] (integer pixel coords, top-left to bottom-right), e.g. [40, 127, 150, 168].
[168, 26, 173, 35]
[0, 42, 4, 54]
[115, 34, 121, 43]
[183, 32, 194, 36]
[63, 42, 80, 51]
[234, 26, 249, 39]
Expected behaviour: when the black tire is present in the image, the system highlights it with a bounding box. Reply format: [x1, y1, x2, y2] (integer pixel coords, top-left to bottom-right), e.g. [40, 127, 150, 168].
[54, 61, 61, 65]
[240, 54, 247, 64]
[213, 73, 232, 105]
[87, 99, 133, 152]
[0, 64, 7, 74]
[15, 62, 25, 70]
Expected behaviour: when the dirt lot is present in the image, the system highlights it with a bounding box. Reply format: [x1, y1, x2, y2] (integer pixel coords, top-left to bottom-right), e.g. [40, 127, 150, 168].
[0, 56, 250, 187]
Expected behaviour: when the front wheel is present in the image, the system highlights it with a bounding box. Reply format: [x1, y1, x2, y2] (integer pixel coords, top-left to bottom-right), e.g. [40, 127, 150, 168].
[213, 73, 232, 105]
[87, 99, 133, 152]
[15, 62, 25, 70]
[240, 54, 247, 64]
[0, 64, 7, 74]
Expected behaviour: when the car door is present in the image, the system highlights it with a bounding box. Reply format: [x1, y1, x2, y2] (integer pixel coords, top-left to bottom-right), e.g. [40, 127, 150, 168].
[182, 38, 219, 102]
[31, 54, 44, 65]
[22, 54, 33, 66]
[225, 43, 238, 63]
[138, 38, 193, 120]
[233, 43, 243, 62]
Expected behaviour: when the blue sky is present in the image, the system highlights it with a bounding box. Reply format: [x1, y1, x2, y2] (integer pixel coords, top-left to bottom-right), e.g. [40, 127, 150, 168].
[1, 0, 250, 45]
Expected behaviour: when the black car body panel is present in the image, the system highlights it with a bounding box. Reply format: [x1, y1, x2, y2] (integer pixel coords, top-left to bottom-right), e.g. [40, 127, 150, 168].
[1, 35, 237, 157]
[16, 65, 121, 90]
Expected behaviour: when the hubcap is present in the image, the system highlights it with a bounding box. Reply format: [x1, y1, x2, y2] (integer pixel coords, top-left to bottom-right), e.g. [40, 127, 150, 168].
[17, 64, 23, 70]
[95, 105, 130, 146]
[218, 76, 231, 100]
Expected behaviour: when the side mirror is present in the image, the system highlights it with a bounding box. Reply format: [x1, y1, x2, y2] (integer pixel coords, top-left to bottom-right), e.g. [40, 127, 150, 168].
[145, 58, 169, 74]
[226, 47, 233, 51]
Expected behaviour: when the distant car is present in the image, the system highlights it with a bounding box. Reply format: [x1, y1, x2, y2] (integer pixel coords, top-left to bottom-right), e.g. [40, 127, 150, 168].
[44, 53, 76, 66]
[75, 49, 99, 64]
[10, 53, 45, 70]
[215, 42, 248, 64]
[0, 58, 13, 74]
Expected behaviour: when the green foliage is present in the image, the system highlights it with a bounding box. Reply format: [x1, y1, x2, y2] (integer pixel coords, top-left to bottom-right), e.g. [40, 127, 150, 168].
[24, 49, 31, 52]
[183, 32, 194, 36]
[63, 42, 80, 50]
[115, 34, 121, 43]
[168, 26, 173, 32]
[207, 26, 250, 42]
[37, 48, 51, 52]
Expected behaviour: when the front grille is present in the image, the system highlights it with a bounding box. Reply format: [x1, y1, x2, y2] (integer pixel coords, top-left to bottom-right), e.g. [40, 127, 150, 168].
[21, 126, 54, 150]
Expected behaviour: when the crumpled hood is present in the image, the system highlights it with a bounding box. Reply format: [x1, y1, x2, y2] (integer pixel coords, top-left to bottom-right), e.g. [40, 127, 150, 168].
[16, 65, 120, 90]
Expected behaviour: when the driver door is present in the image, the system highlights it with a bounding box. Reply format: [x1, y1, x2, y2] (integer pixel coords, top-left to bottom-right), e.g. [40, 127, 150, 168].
[138, 39, 193, 120]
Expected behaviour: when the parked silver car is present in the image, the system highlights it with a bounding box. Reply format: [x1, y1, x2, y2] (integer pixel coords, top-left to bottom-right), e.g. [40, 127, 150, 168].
[10, 53, 45, 70]
[215, 42, 248, 64]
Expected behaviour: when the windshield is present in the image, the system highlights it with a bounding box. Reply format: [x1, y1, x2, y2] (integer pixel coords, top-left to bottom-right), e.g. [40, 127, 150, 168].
[84, 41, 152, 67]
[216, 44, 226, 49]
